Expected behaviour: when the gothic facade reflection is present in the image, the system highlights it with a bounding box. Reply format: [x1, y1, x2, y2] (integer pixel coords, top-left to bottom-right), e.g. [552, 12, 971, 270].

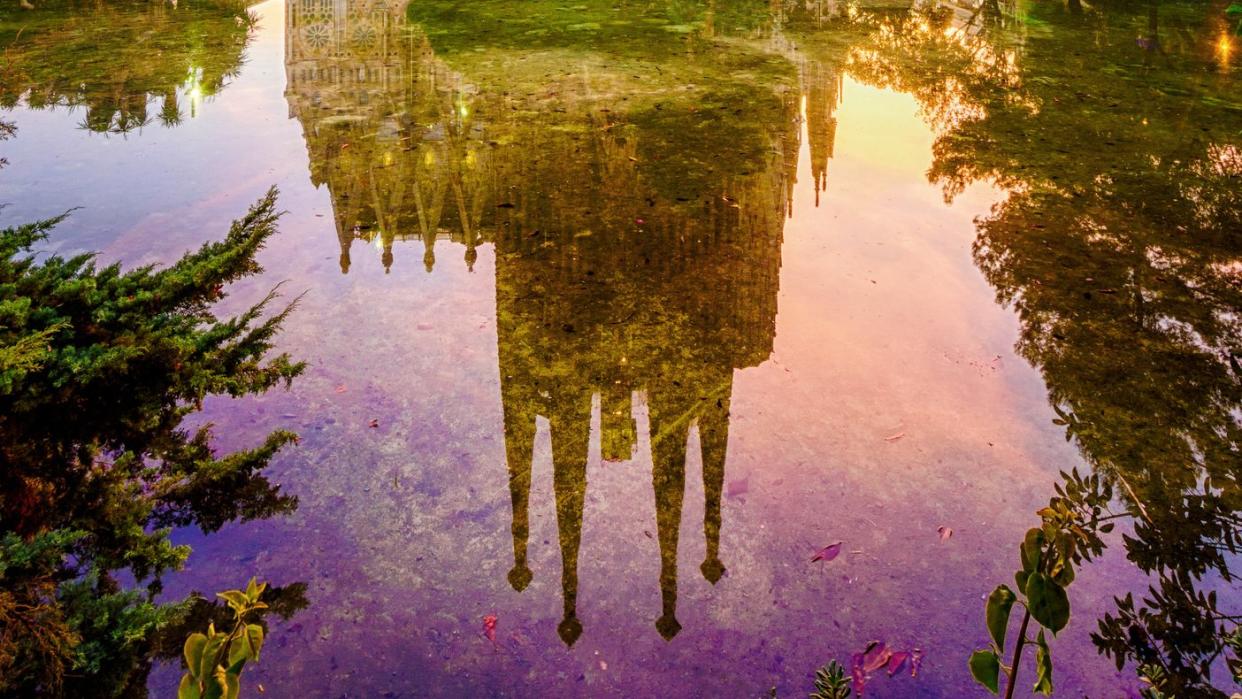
[285, 0, 845, 644]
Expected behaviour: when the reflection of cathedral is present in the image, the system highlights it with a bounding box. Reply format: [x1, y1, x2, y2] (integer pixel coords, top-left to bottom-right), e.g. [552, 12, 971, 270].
[285, 0, 487, 273]
[285, 0, 845, 644]
[492, 124, 792, 643]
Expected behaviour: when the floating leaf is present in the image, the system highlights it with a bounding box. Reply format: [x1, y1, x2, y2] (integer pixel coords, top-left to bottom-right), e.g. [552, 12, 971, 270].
[969, 649, 1001, 694]
[850, 653, 867, 695]
[726, 477, 749, 498]
[861, 641, 890, 673]
[482, 614, 498, 643]
[986, 585, 1017, 652]
[886, 651, 911, 676]
[1025, 572, 1070, 634]
[811, 542, 843, 563]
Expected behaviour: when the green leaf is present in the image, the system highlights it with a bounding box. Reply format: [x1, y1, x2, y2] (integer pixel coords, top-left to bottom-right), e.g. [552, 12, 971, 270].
[223, 670, 241, 699]
[183, 633, 207, 677]
[1051, 557, 1075, 587]
[1025, 572, 1070, 634]
[986, 585, 1017, 652]
[1033, 630, 1053, 695]
[1015, 570, 1029, 594]
[217, 590, 249, 611]
[1227, 3, 1242, 17]
[178, 673, 201, 699]
[244, 623, 265, 661]
[200, 634, 226, 680]
[969, 649, 1001, 694]
[202, 670, 224, 699]
[228, 637, 250, 667]
[1021, 528, 1045, 572]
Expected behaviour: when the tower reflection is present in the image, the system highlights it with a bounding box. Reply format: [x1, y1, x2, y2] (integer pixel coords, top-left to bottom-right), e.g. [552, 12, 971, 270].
[285, 0, 845, 644]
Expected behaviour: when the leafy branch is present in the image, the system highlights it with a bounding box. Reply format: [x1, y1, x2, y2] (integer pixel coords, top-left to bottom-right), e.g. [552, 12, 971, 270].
[178, 578, 268, 699]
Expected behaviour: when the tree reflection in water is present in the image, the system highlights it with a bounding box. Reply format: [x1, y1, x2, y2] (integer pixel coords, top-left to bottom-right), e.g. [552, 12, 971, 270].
[845, 1, 1241, 695]
[0, 0, 258, 134]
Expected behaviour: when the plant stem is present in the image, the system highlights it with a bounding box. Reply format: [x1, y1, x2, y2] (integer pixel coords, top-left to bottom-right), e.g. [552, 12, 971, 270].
[1004, 608, 1032, 699]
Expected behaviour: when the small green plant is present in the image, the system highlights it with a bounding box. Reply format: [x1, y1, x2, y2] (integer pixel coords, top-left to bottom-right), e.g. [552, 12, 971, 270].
[969, 470, 1113, 698]
[810, 659, 852, 699]
[178, 578, 268, 699]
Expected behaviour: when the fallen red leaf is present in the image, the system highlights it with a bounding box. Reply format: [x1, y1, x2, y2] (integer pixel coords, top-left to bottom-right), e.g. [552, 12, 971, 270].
[811, 542, 843, 563]
[861, 642, 891, 673]
[851, 652, 867, 696]
[482, 614, 497, 643]
[886, 651, 910, 676]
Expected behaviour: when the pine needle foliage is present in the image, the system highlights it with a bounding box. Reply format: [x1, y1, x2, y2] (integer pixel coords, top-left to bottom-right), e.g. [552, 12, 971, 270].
[0, 189, 305, 697]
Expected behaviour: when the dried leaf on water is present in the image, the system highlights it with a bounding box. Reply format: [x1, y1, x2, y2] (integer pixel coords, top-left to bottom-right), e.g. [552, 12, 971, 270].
[861, 642, 891, 673]
[726, 477, 749, 498]
[811, 542, 843, 562]
[886, 651, 910, 676]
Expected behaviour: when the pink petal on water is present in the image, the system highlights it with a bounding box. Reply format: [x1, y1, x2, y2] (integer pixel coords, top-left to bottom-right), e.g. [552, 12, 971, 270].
[811, 542, 843, 562]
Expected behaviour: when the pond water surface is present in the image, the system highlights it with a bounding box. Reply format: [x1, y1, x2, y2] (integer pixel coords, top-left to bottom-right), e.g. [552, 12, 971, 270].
[2, 0, 1240, 696]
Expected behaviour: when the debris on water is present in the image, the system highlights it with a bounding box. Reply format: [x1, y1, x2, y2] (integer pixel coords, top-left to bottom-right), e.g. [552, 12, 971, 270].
[335, 384, 347, 393]
[483, 614, 497, 643]
[811, 542, 843, 562]
[368, 418, 379, 428]
[885, 431, 905, 442]
[938, 526, 953, 541]
[726, 476, 749, 498]
[886, 651, 911, 676]
[861, 641, 890, 673]
[849, 641, 922, 694]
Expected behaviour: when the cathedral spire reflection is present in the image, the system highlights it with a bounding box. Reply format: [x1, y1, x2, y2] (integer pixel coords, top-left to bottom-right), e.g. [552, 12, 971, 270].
[286, 0, 848, 645]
